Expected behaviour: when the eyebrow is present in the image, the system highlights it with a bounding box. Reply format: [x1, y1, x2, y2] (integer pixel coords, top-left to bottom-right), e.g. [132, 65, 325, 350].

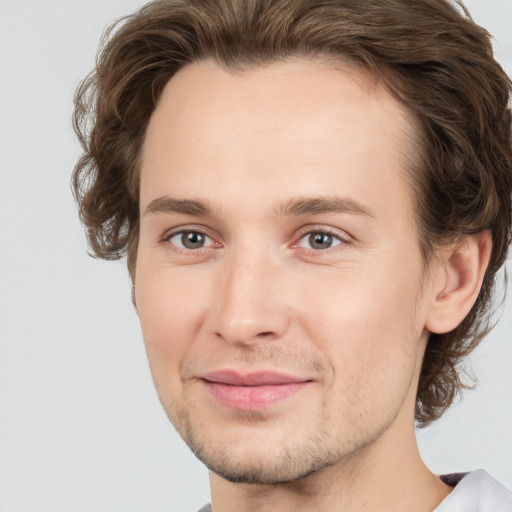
[143, 197, 211, 217]
[279, 196, 376, 219]
[143, 195, 375, 219]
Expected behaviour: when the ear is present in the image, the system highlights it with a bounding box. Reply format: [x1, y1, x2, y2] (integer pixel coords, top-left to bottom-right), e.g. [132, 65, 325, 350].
[425, 230, 492, 334]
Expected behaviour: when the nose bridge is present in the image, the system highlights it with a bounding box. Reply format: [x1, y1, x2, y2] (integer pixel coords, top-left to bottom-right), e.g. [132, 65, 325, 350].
[210, 242, 289, 345]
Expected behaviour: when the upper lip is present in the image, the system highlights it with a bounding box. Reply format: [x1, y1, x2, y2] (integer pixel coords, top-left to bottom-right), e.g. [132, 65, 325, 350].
[201, 370, 310, 386]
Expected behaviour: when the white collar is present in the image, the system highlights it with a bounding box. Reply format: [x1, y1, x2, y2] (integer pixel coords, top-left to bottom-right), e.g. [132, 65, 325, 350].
[435, 469, 512, 511]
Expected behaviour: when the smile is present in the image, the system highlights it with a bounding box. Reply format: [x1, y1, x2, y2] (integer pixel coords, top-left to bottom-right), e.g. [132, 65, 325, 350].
[200, 370, 313, 411]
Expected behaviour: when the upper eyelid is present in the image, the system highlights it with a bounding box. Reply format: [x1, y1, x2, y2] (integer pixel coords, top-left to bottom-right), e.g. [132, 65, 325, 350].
[166, 230, 214, 241]
[298, 230, 344, 242]
[162, 225, 215, 240]
[294, 225, 351, 242]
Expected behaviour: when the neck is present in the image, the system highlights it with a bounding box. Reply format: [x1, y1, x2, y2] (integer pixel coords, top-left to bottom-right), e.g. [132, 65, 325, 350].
[209, 400, 451, 512]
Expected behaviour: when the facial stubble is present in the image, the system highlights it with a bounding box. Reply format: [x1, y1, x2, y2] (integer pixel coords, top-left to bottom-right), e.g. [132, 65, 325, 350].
[158, 343, 420, 486]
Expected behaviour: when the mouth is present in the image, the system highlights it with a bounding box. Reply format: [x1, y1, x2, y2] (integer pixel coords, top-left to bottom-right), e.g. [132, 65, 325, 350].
[199, 370, 313, 411]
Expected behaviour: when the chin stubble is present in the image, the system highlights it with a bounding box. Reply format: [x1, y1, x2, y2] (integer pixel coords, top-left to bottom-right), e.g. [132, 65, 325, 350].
[167, 397, 387, 485]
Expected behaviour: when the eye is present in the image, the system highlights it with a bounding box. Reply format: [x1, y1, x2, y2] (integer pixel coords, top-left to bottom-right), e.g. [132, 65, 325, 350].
[297, 231, 344, 250]
[166, 230, 215, 250]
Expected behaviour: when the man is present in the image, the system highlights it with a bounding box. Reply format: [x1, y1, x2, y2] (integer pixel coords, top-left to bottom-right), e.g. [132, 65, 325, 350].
[72, 0, 512, 510]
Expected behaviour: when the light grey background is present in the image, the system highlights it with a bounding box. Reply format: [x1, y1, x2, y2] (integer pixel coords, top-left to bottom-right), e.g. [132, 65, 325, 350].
[0, 1, 510, 511]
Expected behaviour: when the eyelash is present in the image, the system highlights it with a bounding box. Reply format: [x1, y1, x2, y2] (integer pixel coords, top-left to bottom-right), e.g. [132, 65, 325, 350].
[161, 227, 350, 255]
[162, 229, 218, 252]
[293, 228, 348, 253]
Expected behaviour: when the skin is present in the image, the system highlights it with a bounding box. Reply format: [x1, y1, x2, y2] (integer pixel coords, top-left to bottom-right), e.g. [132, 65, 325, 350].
[134, 59, 491, 511]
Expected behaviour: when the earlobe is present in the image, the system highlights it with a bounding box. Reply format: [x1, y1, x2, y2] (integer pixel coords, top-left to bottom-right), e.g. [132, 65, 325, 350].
[425, 230, 492, 334]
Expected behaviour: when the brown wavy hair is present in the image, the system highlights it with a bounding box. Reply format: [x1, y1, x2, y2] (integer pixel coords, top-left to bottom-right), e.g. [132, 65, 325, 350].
[72, 0, 512, 426]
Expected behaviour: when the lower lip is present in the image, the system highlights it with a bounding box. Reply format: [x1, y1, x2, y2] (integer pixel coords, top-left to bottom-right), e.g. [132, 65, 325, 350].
[202, 381, 311, 410]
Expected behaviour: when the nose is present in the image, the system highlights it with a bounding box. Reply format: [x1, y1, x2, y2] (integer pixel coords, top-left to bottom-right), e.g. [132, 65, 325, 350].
[207, 248, 290, 346]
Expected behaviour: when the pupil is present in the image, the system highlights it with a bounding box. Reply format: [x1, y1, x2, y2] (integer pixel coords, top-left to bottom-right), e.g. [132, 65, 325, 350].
[310, 233, 332, 249]
[182, 231, 204, 248]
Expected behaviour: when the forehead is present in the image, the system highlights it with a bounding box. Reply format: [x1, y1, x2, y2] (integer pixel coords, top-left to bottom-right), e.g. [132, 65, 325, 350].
[140, 59, 417, 220]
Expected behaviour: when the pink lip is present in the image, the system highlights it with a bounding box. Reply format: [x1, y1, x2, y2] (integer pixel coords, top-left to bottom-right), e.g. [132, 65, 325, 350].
[200, 370, 312, 410]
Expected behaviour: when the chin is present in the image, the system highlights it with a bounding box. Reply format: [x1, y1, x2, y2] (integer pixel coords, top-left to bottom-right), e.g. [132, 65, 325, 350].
[187, 433, 337, 484]
[171, 406, 356, 485]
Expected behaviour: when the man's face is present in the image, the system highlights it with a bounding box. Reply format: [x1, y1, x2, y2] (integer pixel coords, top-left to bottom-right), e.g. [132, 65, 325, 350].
[135, 59, 436, 484]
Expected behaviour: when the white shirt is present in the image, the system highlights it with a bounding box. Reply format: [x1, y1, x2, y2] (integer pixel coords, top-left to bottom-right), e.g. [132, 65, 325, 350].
[435, 469, 512, 511]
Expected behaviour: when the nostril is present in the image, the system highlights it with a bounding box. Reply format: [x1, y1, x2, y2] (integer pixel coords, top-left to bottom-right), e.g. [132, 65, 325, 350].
[214, 330, 278, 344]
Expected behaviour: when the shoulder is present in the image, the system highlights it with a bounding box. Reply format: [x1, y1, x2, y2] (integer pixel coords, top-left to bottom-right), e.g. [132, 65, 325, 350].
[196, 505, 212, 512]
[435, 469, 512, 512]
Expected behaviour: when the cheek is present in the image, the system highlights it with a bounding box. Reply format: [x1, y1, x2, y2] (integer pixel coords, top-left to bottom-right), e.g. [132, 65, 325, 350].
[135, 263, 211, 382]
[300, 263, 423, 403]
[303, 264, 420, 342]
